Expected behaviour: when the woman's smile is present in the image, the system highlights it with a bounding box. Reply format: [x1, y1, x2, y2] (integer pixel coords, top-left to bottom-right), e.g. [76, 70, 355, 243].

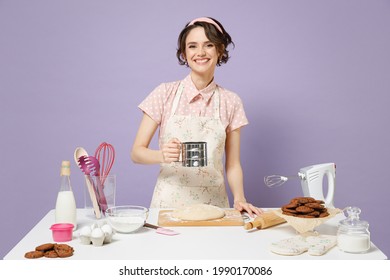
[185, 27, 219, 77]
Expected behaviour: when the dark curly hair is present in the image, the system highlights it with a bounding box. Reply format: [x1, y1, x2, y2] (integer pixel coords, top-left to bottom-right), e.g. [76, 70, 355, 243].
[176, 17, 234, 67]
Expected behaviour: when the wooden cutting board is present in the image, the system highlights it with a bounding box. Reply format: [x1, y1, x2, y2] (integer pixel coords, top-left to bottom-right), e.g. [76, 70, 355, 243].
[158, 209, 244, 227]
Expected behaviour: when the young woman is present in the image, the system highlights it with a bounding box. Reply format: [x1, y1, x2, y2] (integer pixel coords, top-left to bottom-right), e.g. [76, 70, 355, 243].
[131, 17, 261, 216]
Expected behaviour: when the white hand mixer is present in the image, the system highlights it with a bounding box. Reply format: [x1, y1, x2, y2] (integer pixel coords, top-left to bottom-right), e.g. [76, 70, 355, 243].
[264, 163, 336, 208]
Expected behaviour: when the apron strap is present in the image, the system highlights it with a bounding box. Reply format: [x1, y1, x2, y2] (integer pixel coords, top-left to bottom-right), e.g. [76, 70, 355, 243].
[171, 83, 184, 116]
[213, 87, 220, 119]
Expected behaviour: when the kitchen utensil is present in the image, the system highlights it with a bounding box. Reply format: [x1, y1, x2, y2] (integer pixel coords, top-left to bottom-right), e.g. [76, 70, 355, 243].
[87, 174, 115, 214]
[50, 223, 74, 242]
[244, 211, 286, 230]
[78, 155, 100, 176]
[264, 175, 299, 187]
[264, 163, 336, 208]
[73, 147, 101, 219]
[94, 142, 115, 184]
[144, 223, 180, 236]
[158, 209, 244, 226]
[78, 155, 109, 213]
[181, 142, 207, 167]
[105, 205, 149, 233]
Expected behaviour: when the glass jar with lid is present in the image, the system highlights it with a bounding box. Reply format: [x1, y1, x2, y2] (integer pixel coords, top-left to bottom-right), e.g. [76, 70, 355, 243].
[337, 206, 370, 253]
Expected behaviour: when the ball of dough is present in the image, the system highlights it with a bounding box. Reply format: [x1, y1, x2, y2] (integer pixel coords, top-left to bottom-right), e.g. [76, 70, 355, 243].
[172, 204, 225, 221]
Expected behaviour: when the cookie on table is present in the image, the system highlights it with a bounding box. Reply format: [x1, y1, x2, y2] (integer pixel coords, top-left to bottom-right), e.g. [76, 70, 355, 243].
[24, 251, 44, 259]
[35, 243, 55, 252]
[44, 250, 58, 258]
[54, 244, 74, 258]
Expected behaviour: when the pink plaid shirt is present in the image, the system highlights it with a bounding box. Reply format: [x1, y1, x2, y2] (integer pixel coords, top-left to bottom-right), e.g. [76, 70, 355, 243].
[139, 75, 249, 145]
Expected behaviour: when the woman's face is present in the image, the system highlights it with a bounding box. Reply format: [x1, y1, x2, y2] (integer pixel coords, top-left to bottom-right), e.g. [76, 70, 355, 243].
[184, 27, 219, 77]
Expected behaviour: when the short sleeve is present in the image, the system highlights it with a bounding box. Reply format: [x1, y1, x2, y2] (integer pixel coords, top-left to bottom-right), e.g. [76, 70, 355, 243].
[138, 83, 167, 125]
[226, 94, 249, 133]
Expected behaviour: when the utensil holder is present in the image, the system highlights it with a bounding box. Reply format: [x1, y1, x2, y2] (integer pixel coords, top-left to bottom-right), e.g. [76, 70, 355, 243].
[85, 175, 116, 218]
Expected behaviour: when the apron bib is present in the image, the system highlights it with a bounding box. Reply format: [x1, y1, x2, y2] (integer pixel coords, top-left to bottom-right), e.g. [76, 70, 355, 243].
[150, 83, 229, 208]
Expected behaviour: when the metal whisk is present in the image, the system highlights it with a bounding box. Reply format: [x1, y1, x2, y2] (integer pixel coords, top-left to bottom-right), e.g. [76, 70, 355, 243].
[264, 175, 296, 187]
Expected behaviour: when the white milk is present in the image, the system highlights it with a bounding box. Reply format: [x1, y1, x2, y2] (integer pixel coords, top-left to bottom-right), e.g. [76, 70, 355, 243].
[55, 190, 77, 230]
[337, 234, 370, 253]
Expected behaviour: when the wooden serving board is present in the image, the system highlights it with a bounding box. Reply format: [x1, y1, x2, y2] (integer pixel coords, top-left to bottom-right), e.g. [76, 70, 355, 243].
[158, 209, 244, 227]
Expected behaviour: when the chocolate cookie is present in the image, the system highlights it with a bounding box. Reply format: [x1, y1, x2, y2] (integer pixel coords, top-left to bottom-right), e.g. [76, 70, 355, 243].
[304, 203, 325, 210]
[24, 251, 44, 259]
[35, 243, 55, 252]
[44, 250, 59, 258]
[307, 211, 320, 217]
[295, 205, 314, 214]
[283, 202, 299, 209]
[282, 211, 297, 217]
[54, 244, 74, 258]
[319, 211, 330, 218]
[296, 197, 316, 204]
[281, 196, 329, 219]
[281, 207, 298, 214]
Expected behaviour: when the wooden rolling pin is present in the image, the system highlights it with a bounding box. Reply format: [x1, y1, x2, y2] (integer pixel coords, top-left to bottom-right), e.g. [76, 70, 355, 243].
[244, 211, 286, 230]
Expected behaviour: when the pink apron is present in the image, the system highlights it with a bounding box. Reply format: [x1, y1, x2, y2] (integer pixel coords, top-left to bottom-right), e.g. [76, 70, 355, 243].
[150, 83, 229, 208]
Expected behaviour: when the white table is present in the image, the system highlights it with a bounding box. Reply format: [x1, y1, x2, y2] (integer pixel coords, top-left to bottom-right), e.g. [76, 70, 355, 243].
[4, 208, 387, 260]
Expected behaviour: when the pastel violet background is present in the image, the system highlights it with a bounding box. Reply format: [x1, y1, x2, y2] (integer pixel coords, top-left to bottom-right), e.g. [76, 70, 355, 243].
[0, 0, 389, 259]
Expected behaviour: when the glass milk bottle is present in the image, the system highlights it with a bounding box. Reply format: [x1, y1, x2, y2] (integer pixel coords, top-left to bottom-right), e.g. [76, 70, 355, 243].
[55, 160, 77, 230]
[337, 206, 370, 253]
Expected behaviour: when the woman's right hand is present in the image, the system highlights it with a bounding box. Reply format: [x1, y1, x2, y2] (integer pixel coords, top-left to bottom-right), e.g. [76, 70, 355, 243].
[161, 138, 181, 163]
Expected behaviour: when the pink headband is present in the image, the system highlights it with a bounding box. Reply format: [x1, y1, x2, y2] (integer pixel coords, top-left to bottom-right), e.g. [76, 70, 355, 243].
[188, 17, 223, 33]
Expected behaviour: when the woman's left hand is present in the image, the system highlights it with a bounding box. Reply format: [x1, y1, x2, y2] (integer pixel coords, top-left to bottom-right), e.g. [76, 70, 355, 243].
[234, 201, 263, 217]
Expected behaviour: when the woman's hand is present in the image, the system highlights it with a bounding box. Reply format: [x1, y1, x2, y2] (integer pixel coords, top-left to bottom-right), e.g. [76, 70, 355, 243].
[161, 138, 181, 163]
[234, 201, 263, 217]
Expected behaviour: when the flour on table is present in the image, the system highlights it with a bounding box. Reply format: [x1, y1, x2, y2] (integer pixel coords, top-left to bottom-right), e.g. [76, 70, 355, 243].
[172, 204, 225, 221]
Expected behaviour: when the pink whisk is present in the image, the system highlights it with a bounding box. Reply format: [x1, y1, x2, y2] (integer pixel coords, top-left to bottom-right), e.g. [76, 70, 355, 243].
[94, 142, 115, 185]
